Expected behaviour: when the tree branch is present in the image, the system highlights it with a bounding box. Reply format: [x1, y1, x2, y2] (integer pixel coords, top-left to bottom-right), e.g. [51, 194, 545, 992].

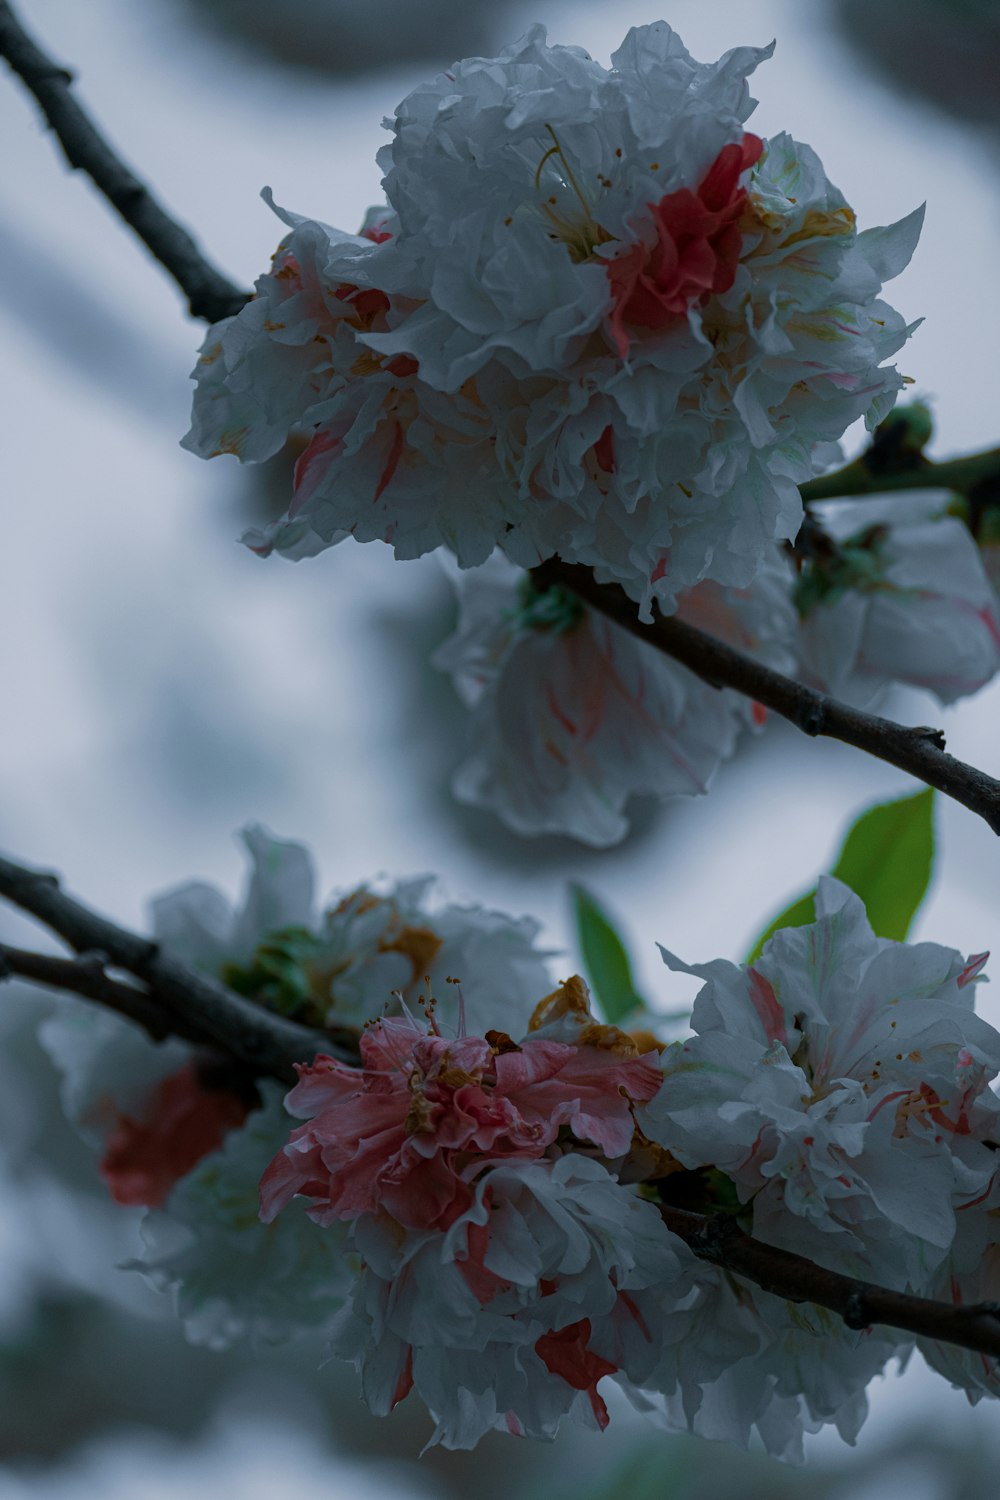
[0, 0, 250, 324]
[661, 1204, 1000, 1360]
[0, 942, 210, 1046]
[532, 558, 1000, 836]
[0, 852, 351, 1080]
[801, 443, 1000, 505]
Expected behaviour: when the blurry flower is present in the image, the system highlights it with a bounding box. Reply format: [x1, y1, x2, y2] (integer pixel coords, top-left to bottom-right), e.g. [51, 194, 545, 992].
[185, 23, 921, 617]
[132, 1084, 354, 1348]
[156, 825, 553, 1038]
[630, 1261, 909, 1461]
[434, 549, 796, 845]
[795, 498, 1000, 707]
[99, 1061, 251, 1208]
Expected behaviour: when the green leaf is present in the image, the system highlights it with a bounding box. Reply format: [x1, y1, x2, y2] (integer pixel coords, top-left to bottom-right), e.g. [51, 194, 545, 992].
[746, 788, 935, 962]
[570, 883, 646, 1025]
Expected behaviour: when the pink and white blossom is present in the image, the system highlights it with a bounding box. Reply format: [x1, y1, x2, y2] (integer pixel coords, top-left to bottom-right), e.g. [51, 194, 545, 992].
[39, 831, 552, 1345]
[260, 997, 662, 1234]
[185, 24, 922, 617]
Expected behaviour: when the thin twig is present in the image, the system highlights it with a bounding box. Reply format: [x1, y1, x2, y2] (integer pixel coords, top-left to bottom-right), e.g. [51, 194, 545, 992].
[0, 942, 208, 1045]
[532, 559, 1000, 836]
[0, 852, 350, 1080]
[0, 0, 250, 324]
[661, 1205, 1000, 1360]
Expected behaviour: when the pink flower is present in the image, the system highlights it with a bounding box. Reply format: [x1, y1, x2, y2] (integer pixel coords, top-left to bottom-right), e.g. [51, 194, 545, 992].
[260, 1002, 661, 1234]
[100, 1063, 250, 1208]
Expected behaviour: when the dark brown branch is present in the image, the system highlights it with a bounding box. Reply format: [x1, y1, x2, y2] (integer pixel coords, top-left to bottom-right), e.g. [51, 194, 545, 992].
[661, 1205, 1000, 1360]
[0, 942, 209, 1046]
[0, 852, 349, 1081]
[0, 0, 250, 324]
[533, 559, 1000, 836]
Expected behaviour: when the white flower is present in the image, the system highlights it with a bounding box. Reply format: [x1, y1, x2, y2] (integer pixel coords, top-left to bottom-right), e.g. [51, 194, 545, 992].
[795, 494, 1000, 707]
[640, 877, 1000, 1288]
[132, 1084, 353, 1349]
[434, 549, 796, 845]
[633, 1271, 908, 1461]
[917, 1242, 1000, 1402]
[329, 1132, 911, 1454]
[608, 1198, 911, 1460]
[300, 876, 553, 1038]
[155, 825, 552, 1037]
[185, 23, 921, 618]
[911, 1145, 1000, 1402]
[46, 824, 553, 1117]
[151, 823, 314, 973]
[329, 1154, 694, 1447]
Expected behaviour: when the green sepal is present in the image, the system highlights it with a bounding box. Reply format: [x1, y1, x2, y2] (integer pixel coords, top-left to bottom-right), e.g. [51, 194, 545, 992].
[222, 924, 326, 1023]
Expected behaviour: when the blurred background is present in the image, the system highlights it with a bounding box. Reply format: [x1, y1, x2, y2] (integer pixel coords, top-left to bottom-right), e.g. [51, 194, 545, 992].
[2, 0, 1000, 1494]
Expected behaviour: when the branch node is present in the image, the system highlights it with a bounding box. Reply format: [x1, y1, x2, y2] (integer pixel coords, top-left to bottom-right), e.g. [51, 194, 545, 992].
[800, 699, 828, 737]
[842, 1291, 872, 1331]
[77, 947, 111, 976]
[690, 1213, 738, 1264]
[912, 725, 947, 751]
[114, 182, 147, 209]
[38, 64, 74, 85]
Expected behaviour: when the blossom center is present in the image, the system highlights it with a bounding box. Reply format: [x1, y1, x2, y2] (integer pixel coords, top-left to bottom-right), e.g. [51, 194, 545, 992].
[534, 125, 611, 264]
[605, 133, 764, 358]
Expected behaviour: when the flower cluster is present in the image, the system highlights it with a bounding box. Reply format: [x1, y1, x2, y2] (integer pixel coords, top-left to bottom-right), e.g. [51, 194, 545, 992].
[251, 878, 1000, 1453]
[35, 831, 1000, 1454]
[36, 15, 1000, 1452]
[40, 826, 552, 1345]
[643, 876, 1000, 1268]
[177, 17, 1000, 858]
[184, 22, 921, 618]
[260, 976, 702, 1446]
